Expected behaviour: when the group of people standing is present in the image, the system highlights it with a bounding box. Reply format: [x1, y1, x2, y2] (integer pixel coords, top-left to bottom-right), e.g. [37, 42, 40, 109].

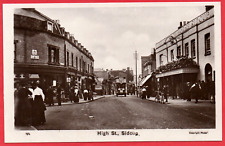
[139, 80, 215, 104]
[67, 86, 92, 103]
[14, 81, 46, 126]
[184, 80, 215, 103]
[46, 85, 94, 106]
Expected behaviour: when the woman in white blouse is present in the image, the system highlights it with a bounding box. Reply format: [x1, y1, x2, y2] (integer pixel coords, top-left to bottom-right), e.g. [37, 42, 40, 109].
[32, 82, 46, 125]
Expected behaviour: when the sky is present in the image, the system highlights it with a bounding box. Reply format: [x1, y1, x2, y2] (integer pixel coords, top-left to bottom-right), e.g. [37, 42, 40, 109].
[36, 4, 206, 74]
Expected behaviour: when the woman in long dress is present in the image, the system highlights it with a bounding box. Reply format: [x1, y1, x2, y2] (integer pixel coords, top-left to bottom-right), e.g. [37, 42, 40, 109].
[32, 83, 46, 125]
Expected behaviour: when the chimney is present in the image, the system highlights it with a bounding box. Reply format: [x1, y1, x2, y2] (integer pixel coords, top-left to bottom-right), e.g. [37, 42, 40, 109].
[178, 22, 182, 29]
[55, 20, 60, 25]
[205, 5, 214, 11]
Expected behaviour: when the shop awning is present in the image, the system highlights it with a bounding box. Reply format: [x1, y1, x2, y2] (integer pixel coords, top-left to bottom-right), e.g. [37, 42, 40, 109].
[156, 68, 199, 78]
[139, 73, 153, 87]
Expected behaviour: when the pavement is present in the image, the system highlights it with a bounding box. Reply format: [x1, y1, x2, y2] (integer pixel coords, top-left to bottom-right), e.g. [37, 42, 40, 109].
[61, 94, 110, 105]
[146, 96, 215, 106]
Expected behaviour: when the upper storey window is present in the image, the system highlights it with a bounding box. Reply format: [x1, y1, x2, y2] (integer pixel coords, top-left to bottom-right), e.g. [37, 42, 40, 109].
[47, 21, 53, 32]
[205, 33, 211, 56]
[191, 39, 196, 58]
[177, 46, 181, 58]
[48, 45, 59, 64]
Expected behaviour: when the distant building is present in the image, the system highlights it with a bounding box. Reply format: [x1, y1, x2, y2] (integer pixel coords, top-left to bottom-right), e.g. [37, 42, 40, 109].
[14, 8, 94, 91]
[110, 67, 134, 83]
[141, 50, 156, 78]
[140, 51, 157, 96]
[94, 69, 110, 95]
[155, 6, 215, 99]
[94, 67, 134, 95]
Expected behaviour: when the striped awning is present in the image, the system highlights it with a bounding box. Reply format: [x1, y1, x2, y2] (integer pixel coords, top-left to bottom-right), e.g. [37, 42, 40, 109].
[139, 73, 153, 86]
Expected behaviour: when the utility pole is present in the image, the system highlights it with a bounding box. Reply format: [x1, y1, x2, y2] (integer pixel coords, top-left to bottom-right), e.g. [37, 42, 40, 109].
[135, 50, 138, 97]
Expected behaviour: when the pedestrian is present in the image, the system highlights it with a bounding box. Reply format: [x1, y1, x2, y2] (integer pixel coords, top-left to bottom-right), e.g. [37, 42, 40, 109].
[209, 81, 215, 104]
[141, 87, 146, 99]
[14, 82, 20, 124]
[32, 82, 46, 125]
[163, 85, 168, 102]
[190, 82, 201, 103]
[74, 86, 79, 103]
[146, 86, 151, 98]
[27, 83, 34, 124]
[83, 88, 88, 100]
[46, 85, 54, 106]
[200, 80, 206, 99]
[15, 81, 33, 126]
[68, 86, 74, 103]
[66, 85, 73, 103]
[69, 86, 75, 103]
[88, 89, 93, 100]
[184, 82, 191, 101]
[56, 84, 62, 106]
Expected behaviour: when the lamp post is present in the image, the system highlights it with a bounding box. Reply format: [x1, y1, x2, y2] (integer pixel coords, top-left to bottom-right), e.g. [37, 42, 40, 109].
[134, 50, 138, 97]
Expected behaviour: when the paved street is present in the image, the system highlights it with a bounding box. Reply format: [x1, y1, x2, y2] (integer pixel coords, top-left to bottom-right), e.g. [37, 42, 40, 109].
[33, 95, 215, 130]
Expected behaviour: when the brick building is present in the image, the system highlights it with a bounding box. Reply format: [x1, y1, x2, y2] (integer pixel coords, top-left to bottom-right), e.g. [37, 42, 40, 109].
[14, 8, 94, 91]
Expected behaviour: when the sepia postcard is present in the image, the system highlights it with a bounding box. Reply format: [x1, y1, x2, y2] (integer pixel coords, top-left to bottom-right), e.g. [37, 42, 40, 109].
[3, 2, 222, 143]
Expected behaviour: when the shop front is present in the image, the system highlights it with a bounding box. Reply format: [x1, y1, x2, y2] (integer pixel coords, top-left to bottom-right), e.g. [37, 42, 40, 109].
[156, 68, 199, 99]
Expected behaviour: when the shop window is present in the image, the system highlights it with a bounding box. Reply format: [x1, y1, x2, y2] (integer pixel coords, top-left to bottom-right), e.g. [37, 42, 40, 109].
[171, 49, 174, 61]
[48, 46, 59, 64]
[205, 33, 211, 56]
[191, 39, 196, 58]
[185, 43, 189, 57]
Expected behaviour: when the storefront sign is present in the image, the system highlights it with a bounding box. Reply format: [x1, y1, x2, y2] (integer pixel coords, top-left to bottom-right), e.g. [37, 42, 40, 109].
[31, 49, 39, 60]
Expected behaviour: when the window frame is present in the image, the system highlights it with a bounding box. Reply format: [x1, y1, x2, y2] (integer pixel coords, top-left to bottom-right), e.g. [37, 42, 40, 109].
[159, 54, 163, 66]
[205, 33, 211, 56]
[191, 39, 196, 58]
[67, 51, 69, 66]
[185, 42, 189, 57]
[177, 46, 181, 58]
[47, 21, 53, 32]
[48, 45, 59, 64]
[171, 49, 174, 61]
